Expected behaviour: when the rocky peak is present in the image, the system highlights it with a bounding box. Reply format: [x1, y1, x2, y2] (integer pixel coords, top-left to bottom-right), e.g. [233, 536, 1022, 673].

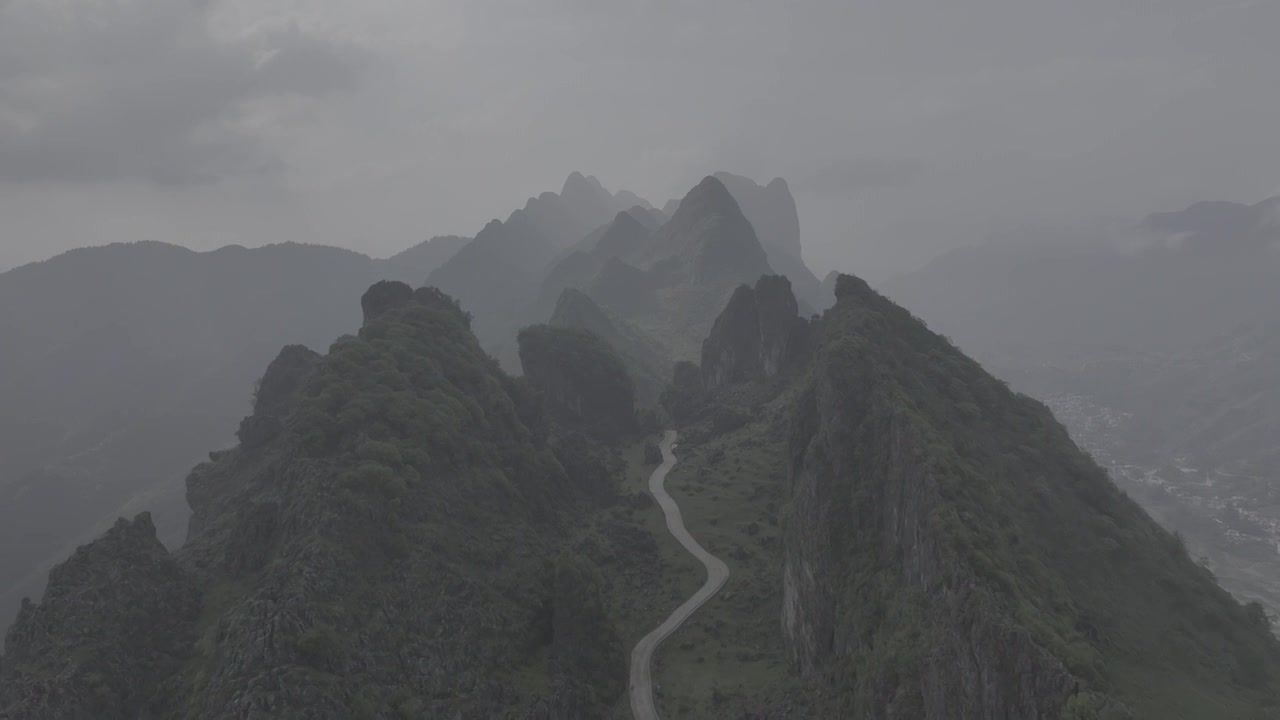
[671, 175, 744, 224]
[594, 210, 649, 257]
[551, 288, 616, 337]
[701, 274, 807, 390]
[361, 279, 414, 324]
[252, 345, 321, 416]
[1, 511, 199, 718]
[713, 172, 802, 258]
[711, 171, 828, 310]
[237, 344, 321, 451]
[656, 176, 773, 285]
[560, 172, 613, 209]
[833, 272, 875, 302]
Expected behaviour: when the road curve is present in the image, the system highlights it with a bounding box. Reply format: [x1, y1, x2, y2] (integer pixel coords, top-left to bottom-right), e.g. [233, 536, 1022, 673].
[629, 430, 731, 720]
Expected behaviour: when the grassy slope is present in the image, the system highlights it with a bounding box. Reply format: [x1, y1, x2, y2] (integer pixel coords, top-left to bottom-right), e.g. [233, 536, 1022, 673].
[591, 389, 811, 718]
[651, 394, 806, 718]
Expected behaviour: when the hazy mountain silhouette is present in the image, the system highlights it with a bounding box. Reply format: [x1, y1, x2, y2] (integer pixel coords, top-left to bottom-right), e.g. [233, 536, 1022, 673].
[536, 176, 776, 362]
[426, 173, 653, 369]
[0, 237, 465, 624]
[711, 172, 824, 309]
[1141, 195, 1280, 255]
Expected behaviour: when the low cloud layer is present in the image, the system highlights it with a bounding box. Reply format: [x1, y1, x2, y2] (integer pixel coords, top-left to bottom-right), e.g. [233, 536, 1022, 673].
[0, 0, 364, 185]
[2, 0, 1279, 278]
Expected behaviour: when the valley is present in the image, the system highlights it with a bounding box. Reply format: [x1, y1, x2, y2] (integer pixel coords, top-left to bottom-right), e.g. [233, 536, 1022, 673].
[1044, 390, 1280, 623]
[3, 175, 1278, 719]
[628, 431, 730, 720]
[5, 3, 1280, 716]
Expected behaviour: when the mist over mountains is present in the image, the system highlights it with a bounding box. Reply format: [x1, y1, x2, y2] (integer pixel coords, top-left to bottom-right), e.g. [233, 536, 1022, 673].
[0, 172, 818, 628]
[5, 1, 1280, 715]
[1, 166, 1278, 718]
[0, 238, 466, 621]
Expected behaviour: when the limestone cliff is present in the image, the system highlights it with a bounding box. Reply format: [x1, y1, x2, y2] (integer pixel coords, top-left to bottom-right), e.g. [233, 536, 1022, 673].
[779, 274, 1280, 718]
[701, 275, 808, 391]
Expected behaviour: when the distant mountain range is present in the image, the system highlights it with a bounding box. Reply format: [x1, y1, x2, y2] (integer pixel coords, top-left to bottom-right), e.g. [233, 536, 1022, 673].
[0, 238, 467, 622]
[883, 194, 1280, 451]
[0, 172, 827, 628]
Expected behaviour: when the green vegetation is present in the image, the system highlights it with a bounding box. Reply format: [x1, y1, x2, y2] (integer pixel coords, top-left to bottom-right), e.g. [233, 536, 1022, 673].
[11, 248, 1280, 720]
[549, 287, 672, 404]
[648, 391, 810, 717]
[517, 324, 637, 441]
[2, 282, 650, 718]
[796, 275, 1280, 717]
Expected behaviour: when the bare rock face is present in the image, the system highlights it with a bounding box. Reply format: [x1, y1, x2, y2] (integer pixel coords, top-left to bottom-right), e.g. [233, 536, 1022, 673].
[360, 279, 415, 324]
[0, 513, 200, 720]
[236, 344, 321, 451]
[701, 275, 807, 391]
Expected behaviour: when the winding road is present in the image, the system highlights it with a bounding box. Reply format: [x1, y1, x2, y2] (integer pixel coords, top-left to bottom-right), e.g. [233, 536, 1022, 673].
[629, 430, 731, 720]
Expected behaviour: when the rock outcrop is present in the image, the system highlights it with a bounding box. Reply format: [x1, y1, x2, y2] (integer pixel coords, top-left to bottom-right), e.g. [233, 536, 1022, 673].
[648, 176, 772, 286]
[532, 210, 658, 325]
[0, 513, 199, 720]
[712, 173, 824, 309]
[701, 275, 807, 390]
[533, 175, 784, 367]
[360, 278, 415, 323]
[427, 173, 654, 369]
[235, 344, 321, 451]
[712, 172, 801, 259]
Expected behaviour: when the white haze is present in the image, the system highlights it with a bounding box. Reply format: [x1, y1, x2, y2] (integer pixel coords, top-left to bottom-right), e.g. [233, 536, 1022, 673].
[2, 0, 1279, 281]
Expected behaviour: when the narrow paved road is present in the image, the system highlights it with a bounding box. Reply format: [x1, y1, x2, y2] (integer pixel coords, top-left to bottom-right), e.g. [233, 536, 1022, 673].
[629, 430, 731, 720]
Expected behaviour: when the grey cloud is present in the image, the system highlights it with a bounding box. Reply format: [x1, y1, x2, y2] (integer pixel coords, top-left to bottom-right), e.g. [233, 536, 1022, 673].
[797, 157, 925, 195]
[3, 0, 1280, 277]
[0, 0, 366, 185]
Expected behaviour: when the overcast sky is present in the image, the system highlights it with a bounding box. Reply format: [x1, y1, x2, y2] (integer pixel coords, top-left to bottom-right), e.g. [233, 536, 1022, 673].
[2, 0, 1278, 280]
